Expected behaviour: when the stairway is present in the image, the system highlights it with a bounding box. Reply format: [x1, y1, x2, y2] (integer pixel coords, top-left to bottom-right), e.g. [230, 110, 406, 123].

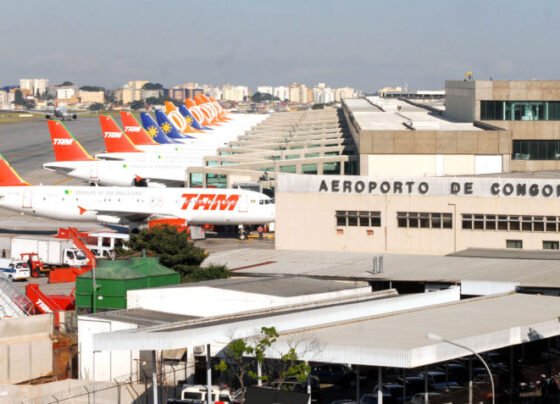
[0, 276, 34, 318]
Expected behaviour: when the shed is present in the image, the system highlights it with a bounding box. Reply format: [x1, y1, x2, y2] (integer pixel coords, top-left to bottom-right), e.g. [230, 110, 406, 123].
[76, 257, 180, 312]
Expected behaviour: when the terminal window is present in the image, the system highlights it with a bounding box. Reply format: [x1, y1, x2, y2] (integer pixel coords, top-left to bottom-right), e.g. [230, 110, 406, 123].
[397, 212, 452, 229]
[462, 213, 556, 232]
[512, 140, 560, 160]
[336, 211, 381, 227]
[481, 101, 560, 121]
[543, 241, 560, 250]
[506, 240, 523, 249]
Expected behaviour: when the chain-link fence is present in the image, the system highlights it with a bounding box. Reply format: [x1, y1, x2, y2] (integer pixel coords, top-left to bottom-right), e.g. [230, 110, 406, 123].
[22, 362, 190, 404]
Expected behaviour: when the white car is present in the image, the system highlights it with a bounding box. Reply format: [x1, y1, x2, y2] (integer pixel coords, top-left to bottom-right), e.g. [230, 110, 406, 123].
[0, 259, 30, 281]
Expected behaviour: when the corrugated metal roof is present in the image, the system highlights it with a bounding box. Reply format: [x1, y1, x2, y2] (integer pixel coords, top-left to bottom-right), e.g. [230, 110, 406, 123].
[203, 248, 560, 289]
[157, 276, 366, 297]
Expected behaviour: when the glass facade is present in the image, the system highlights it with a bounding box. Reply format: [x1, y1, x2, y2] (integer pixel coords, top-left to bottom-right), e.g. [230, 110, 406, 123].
[512, 140, 560, 160]
[481, 101, 560, 121]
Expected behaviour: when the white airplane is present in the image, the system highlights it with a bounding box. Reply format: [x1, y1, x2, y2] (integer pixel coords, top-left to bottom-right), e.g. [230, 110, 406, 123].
[0, 155, 275, 228]
[43, 120, 194, 186]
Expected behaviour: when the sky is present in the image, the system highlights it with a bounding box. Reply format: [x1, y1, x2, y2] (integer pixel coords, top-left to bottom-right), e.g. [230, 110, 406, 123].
[1, 0, 559, 93]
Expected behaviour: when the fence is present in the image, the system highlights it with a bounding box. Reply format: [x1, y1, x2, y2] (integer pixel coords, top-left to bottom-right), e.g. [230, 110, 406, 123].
[22, 362, 190, 404]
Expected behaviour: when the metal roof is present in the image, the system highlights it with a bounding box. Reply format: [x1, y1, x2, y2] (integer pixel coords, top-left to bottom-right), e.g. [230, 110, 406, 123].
[266, 293, 560, 368]
[203, 248, 560, 289]
[92, 287, 459, 352]
[345, 97, 481, 132]
[157, 276, 366, 297]
[91, 291, 560, 369]
[81, 308, 198, 327]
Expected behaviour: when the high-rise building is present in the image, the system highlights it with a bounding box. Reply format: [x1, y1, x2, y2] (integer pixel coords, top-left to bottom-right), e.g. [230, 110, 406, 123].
[273, 86, 289, 101]
[257, 86, 273, 95]
[222, 84, 249, 101]
[19, 78, 49, 97]
[335, 87, 357, 102]
[79, 90, 105, 104]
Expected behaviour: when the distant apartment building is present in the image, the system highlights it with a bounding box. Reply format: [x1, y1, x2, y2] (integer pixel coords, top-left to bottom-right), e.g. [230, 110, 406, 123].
[79, 90, 105, 104]
[222, 84, 249, 101]
[117, 80, 148, 105]
[0, 90, 9, 109]
[56, 86, 79, 106]
[313, 84, 335, 104]
[288, 83, 309, 103]
[19, 78, 49, 97]
[335, 87, 357, 102]
[141, 89, 163, 101]
[257, 86, 273, 95]
[273, 86, 289, 101]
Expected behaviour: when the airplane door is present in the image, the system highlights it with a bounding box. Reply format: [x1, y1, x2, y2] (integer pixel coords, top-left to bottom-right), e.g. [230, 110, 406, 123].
[238, 193, 248, 213]
[89, 167, 98, 180]
[22, 189, 32, 208]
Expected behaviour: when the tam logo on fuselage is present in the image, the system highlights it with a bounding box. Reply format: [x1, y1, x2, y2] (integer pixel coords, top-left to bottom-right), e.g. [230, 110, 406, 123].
[104, 132, 122, 138]
[53, 138, 73, 146]
[181, 193, 240, 211]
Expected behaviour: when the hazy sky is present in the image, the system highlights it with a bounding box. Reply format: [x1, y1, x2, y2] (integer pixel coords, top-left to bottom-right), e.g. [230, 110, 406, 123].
[1, 0, 559, 92]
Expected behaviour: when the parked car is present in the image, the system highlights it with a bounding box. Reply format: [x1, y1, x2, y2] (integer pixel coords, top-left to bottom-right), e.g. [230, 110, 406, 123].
[311, 364, 365, 387]
[373, 383, 408, 403]
[409, 392, 443, 404]
[396, 376, 434, 397]
[267, 375, 321, 400]
[418, 371, 459, 391]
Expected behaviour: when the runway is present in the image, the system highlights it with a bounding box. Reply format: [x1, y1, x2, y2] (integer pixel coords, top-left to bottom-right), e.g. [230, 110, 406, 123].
[0, 117, 111, 238]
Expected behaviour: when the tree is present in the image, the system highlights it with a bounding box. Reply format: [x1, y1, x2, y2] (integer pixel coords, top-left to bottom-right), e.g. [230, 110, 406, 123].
[216, 326, 279, 389]
[145, 96, 162, 105]
[251, 92, 278, 103]
[60, 81, 74, 86]
[88, 103, 104, 111]
[130, 100, 145, 110]
[13, 90, 26, 106]
[124, 225, 230, 282]
[142, 82, 164, 90]
[80, 85, 105, 92]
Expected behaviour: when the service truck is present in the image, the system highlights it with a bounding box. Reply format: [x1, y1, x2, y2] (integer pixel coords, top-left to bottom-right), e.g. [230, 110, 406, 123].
[10, 236, 88, 268]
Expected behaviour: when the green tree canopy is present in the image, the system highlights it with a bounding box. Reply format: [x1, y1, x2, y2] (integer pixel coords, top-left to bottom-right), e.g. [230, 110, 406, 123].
[13, 90, 26, 105]
[130, 100, 145, 110]
[145, 96, 162, 105]
[125, 225, 230, 282]
[80, 85, 105, 92]
[142, 82, 164, 90]
[88, 103, 104, 111]
[60, 81, 74, 86]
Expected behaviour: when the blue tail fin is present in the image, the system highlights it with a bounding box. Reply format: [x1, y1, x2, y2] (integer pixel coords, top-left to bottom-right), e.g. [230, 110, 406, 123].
[154, 110, 195, 140]
[178, 104, 212, 130]
[140, 113, 180, 144]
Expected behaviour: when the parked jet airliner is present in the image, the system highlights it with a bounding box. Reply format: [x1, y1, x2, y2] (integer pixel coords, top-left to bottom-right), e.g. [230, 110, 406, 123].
[0, 155, 275, 228]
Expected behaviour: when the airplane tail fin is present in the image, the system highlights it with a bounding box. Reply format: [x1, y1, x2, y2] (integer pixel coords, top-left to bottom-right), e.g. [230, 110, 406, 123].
[120, 111, 158, 145]
[164, 102, 201, 134]
[140, 113, 179, 144]
[99, 115, 142, 153]
[154, 109, 195, 140]
[184, 99, 213, 129]
[178, 104, 206, 130]
[47, 120, 94, 161]
[0, 154, 30, 186]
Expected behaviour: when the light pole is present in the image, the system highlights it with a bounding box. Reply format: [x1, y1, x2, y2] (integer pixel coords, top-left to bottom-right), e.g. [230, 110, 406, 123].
[426, 332, 495, 404]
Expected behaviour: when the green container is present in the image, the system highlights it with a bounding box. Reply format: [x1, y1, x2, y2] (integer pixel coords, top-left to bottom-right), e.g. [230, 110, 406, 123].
[76, 257, 179, 312]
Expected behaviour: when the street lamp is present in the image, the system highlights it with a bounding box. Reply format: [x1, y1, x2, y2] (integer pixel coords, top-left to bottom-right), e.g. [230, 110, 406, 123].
[426, 332, 495, 404]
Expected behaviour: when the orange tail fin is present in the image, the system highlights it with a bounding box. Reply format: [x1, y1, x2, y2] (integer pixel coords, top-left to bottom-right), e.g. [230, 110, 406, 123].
[99, 115, 142, 153]
[47, 120, 93, 161]
[119, 111, 158, 145]
[0, 154, 30, 186]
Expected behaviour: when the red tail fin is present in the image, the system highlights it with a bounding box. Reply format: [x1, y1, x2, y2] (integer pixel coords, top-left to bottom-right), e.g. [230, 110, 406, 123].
[47, 120, 93, 161]
[99, 115, 142, 153]
[119, 111, 158, 145]
[0, 154, 30, 186]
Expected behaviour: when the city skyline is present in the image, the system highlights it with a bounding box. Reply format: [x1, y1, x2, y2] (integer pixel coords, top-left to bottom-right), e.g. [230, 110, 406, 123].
[1, 0, 559, 92]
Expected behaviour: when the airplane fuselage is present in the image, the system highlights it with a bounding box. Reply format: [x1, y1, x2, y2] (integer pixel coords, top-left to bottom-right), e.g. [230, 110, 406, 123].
[0, 185, 275, 226]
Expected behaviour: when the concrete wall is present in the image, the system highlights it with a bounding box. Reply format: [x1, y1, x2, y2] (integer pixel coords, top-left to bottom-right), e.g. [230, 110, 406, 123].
[78, 316, 139, 382]
[444, 80, 478, 122]
[0, 314, 53, 384]
[276, 174, 560, 255]
[365, 154, 503, 176]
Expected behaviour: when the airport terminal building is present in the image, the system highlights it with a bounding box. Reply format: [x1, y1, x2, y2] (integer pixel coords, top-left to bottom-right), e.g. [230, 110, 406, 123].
[276, 173, 560, 255]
